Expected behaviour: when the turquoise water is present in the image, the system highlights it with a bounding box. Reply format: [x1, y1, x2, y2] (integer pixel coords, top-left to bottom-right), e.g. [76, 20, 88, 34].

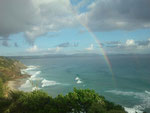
[18, 54, 150, 113]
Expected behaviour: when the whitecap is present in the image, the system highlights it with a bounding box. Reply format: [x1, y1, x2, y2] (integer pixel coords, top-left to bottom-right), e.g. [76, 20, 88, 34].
[21, 65, 39, 75]
[75, 77, 83, 84]
[124, 107, 143, 113]
[19, 65, 42, 91]
[106, 90, 150, 112]
[23, 65, 43, 81]
[106, 90, 136, 96]
[75, 77, 80, 81]
[145, 90, 150, 95]
[19, 80, 32, 89]
[26, 65, 39, 70]
[32, 87, 41, 91]
[41, 79, 60, 87]
[29, 71, 43, 81]
[77, 80, 82, 84]
[19, 79, 41, 91]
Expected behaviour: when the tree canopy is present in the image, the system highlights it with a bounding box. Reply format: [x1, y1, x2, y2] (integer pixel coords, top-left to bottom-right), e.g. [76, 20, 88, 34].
[0, 88, 126, 113]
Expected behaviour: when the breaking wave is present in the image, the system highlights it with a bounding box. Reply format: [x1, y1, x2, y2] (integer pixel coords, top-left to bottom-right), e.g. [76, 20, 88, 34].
[32, 87, 41, 91]
[124, 107, 143, 113]
[21, 65, 39, 73]
[75, 77, 82, 84]
[19, 65, 42, 91]
[106, 90, 150, 113]
[41, 79, 60, 87]
[30, 71, 43, 81]
[20, 65, 62, 91]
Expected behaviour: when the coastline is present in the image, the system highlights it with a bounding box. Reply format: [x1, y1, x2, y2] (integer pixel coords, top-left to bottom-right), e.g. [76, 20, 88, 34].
[5, 74, 30, 92]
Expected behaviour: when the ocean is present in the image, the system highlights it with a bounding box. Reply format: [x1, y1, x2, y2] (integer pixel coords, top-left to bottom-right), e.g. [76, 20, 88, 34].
[17, 54, 150, 113]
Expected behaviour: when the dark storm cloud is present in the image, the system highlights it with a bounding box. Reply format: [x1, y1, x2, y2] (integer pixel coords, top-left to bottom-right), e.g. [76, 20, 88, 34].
[105, 41, 122, 48]
[0, 0, 38, 37]
[82, 0, 150, 31]
[0, 0, 76, 44]
[58, 42, 70, 47]
[57, 42, 79, 48]
[0, 0, 150, 45]
[136, 40, 150, 46]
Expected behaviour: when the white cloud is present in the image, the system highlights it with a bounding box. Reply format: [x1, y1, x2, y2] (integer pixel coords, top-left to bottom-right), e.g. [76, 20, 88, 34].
[25, 45, 63, 54]
[56, 47, 62, 52]
[125, 39, 136, 46]
[86, 44, 94, 51]
[105, 38, 150, 54]
[26, 45, 39, 52]
[24, 0, 77, 44]
[0, 0, 77, 44]
[48, 46, 62, 53]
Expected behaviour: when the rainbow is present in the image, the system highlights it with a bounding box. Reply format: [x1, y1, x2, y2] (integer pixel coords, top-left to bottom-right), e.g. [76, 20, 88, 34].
[80, 24, 116, 88]
[70, 6, 116, 87]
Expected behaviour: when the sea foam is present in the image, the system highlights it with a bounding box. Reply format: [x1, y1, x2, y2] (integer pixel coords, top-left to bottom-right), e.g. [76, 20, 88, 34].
[21, 65, 39, 73]
[124, 107, 143, 113]
[77, 80, 82, 84]
[32, 87, 41, 91]
[20, 80, 32, 89]
[106, 90, 150, 113]
[41, 79, 60, 87]
[30, 71, 43, 81]
[75, 77, 82, 84]
[20, 65, 62, 90]
[75, 77, 80, 81]
[19, 65, 42, 91]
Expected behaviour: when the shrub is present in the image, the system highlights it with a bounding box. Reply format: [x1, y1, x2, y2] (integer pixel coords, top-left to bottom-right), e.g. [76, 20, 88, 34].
[0, 78, 3, 97]
[0, 88, 126, 113]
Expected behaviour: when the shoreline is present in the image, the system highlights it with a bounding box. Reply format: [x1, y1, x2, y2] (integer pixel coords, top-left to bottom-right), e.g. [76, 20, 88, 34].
[5, 74, 30, 91]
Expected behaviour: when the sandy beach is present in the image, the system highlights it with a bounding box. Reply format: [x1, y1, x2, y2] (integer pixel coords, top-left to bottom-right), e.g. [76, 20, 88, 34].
[7, 79, 24, 91]
[6, 74, 30, 91]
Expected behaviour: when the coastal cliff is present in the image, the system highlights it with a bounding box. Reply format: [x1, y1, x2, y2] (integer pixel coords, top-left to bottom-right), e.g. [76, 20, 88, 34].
[0, 56, 27, 82]
[0, 56, 29, 95]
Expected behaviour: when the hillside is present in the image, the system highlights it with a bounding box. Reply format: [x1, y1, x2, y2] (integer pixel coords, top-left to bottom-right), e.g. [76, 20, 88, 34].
[0, 56, 27, 83]
[0, 56, 29, 96]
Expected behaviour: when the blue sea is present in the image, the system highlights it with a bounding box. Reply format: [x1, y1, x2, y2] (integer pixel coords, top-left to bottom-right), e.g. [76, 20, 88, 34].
[17, 54, 150, 113]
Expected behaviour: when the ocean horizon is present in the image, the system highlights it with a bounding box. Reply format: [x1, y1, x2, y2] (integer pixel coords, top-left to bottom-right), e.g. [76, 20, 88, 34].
[13, 54, 150, 113]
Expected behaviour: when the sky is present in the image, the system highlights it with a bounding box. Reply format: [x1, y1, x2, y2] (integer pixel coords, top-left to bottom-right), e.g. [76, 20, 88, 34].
[0, 0, 150, 56]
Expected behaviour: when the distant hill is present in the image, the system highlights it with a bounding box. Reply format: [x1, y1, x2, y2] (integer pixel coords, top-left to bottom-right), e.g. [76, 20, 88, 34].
[8, 53, 100, 59]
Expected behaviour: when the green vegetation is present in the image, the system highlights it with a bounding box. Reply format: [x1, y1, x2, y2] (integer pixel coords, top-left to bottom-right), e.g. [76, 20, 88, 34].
[0, 56, 27, 96]
[0, 88, 126, 113]
[0, 57, 15, 68]
[0, 56, 26, 82]
[0, 78, 3, 97]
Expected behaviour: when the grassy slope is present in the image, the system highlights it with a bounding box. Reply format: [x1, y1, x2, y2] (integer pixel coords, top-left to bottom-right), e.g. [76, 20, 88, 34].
[0, 56, 26, 83]
[0, 56, 28, 96]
